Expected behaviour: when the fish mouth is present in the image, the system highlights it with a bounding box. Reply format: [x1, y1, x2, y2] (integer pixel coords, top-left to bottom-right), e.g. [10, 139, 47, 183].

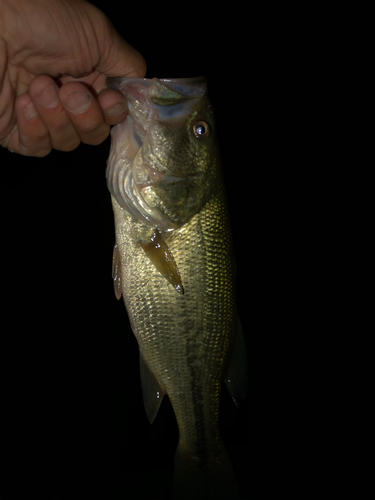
[121, 114, 186, 188]
[108, 76, 207, 94]
[106, 77, 207, 229]
[107, 110, 186, 230]
[108, 76, 207, 126]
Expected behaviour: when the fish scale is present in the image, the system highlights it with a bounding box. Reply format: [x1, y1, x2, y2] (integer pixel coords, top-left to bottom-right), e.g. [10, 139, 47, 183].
[106, 77, 246, 499]
[112, 187, 234, 437]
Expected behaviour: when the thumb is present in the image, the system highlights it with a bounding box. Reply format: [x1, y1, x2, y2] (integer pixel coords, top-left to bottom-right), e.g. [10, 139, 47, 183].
[95, 16, 146, 78]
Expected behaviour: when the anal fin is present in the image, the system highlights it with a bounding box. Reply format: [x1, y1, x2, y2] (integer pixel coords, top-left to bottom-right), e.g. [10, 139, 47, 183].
[111, 243, 122, 300]
[224, 316, 247, 407]
[140, 353, 166, 423]
[140, 228, 184, 294]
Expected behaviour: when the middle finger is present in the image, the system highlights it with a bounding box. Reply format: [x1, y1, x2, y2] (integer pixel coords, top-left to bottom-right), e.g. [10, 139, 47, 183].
[29, 76, 81, 152]
[59, 82, 110, 146]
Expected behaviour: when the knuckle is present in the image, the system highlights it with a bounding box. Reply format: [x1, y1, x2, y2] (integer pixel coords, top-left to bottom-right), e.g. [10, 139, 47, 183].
[58, 139, 81, 152]
[19, 134, 52, 157]
[79, 116, 103, 134]
[82, 125, 109, 146]
[20, 144, 52, 157]
[52, 133, 81, 152]
[34, 147, 53, 157]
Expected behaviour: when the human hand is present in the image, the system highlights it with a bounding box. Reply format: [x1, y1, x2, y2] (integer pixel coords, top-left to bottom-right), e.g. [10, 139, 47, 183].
[0, 0, 146, 156]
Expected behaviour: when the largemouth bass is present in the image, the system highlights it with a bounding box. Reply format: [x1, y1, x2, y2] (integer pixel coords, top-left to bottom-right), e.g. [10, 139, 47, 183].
[106, 76, 247, 500]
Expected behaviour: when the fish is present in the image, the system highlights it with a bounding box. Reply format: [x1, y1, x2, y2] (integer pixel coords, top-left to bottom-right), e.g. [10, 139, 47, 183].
[106, 76, 247, 500]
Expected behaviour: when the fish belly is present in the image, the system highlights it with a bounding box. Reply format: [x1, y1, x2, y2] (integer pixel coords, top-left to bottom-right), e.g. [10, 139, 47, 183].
[111, 188, 236, 447]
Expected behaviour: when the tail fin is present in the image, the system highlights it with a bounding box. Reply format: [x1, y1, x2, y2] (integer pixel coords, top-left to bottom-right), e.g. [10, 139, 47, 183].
[172, 441, 243, 500]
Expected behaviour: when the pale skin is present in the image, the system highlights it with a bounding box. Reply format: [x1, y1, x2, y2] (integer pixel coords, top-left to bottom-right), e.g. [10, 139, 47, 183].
[0, 0, 146, 156]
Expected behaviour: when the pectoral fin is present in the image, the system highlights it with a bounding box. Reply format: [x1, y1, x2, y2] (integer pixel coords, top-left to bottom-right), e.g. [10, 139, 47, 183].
[224, 316, 247, 407]
[112, 243, 122, 300]
[140, 229, 184, 294]
[140, 354, 166, 423]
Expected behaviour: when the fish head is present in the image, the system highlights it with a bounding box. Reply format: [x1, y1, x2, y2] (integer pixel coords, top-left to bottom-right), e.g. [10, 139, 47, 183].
[106, 77, 220, 230]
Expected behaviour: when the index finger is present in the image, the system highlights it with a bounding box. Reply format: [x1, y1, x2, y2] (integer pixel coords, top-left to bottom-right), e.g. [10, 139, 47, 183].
[97, 88, 129, 126]
[59, 73, 129, 126]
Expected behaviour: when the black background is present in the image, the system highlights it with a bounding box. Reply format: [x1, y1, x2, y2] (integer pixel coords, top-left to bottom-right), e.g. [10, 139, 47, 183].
[0, 3, 252, 499]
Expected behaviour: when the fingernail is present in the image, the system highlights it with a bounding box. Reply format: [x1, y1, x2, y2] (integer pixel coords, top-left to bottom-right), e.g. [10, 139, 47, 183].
[22, 101, 38, 120]
[104, 101, 127, 117]
[63, 91, 92, 115]
[34, 84, 59, 109]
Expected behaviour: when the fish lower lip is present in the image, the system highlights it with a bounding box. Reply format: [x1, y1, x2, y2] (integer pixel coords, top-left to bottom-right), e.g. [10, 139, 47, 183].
[158, 175, 185, 184]
[143, 165, 185, 184]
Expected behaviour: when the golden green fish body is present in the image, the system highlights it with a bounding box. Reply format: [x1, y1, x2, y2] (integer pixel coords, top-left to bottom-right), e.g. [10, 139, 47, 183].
[111, 187, 235, 448]
[106, 77, 246, 500]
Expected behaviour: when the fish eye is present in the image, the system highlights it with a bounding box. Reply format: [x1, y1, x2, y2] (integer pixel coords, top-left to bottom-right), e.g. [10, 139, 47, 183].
[193, 120, 210, 139]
